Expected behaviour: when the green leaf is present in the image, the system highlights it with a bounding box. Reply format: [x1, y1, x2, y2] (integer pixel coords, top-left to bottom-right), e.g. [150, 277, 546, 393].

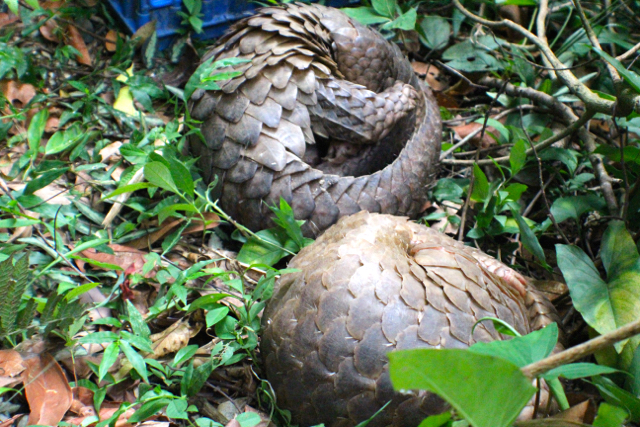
[187, 293, 232, 312]
[476, 118, 509, 142]
[269, 198, 313, 250]
[168, 156, 194, 198]
[550, 195, 606, 224]
[206, 306, 230, 328]
[126, 300, 151, 339]
[371, 0, 396, 18]
[119, 340, 149, 383]
[389, 349, 535, 427]
[128, 398, 172, 423]
[173, 344, 198, 367]
[593, 48, 640, 94]
[509, 140, 526, 176]
[236, 228, 297, 267]
[592, 376, 640, 422]
[4, 0, 18, 15]
[419, 16, 451, 50]
[469, 323, 557, 368]
[473, 317, 520, 337]
[99, 341, 120, 382]
[45, 127, 82, 155]
[235, 412, 261, 427]
[166, 399, 189, 419]
[542, 363, 620, 380]
[470, 164, 489, 203]
[144, 161, 180, 194]
[64, 282, 100, 301]
[28, 109, 49, 153]
[557, 221, 640, 353]
[102, 182, 155, 200]
[417, 412, 452, 427]
[381, 8, 417, 31]
[511, 208, 546, 265]
[342, 7, 390, 25]
[78, 331, 119, 344]
[593, 403, 628, 427]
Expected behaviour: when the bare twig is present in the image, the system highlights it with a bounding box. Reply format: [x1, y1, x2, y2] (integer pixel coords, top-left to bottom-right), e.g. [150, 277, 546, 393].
[522, 317, 640, 379]
[617, 41, 640, 61]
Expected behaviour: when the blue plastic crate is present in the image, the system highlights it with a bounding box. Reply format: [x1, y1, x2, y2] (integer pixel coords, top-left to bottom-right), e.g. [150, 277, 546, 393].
[107, 0, 361, 50]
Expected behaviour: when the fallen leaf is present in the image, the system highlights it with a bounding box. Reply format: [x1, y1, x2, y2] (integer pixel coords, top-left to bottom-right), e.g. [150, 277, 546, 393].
[147, 318, 201, 359]
[451, 121, 499, 148]
[0, 12, 19, 28]
[114, 66, 136, 115]
[22, 353, 73, 426]
[412, 61, 448, 92]
[129, 213, 220, 249]
[79, 244, 152, 276]
[131, 20, 156, 47]
[0, 349, 25, 388]
[105, 29, 123, 52]
[1, 80, 37, 107]
[67, 25, 92, 65]
[98, 141, 123, 162]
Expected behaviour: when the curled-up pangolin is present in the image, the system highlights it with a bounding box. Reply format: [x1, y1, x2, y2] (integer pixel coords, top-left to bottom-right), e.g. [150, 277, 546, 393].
[261, 212, 561, 427]
[188, 3, 441, 237]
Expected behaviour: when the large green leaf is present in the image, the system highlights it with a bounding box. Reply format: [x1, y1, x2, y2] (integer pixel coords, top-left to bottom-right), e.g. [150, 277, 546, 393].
[419, 16, 451, 50]
[469, 323, 557, 367]
[557, 221, 640, 353]
[389, 349, 536, 427]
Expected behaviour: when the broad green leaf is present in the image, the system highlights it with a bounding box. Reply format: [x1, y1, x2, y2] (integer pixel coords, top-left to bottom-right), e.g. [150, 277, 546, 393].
[419, 16, 451, 50]
[78, 331, 119, 344]
[205, 306, 230, 328]
[235, 412, 261, 427]
[45, 127, 81, 155]
[476, 118, 509, 142]
[166, 399, 189, 419]
[4, 0, 18, 15]
[173, 345, 198, 367]
[550, 195, 606, 224]
[64, 282, 100, 301]
[418, 412, 452, 427]
[511, 208, 546, 265]
[28, 109, 48, 152]
[343, 7, 391, 25]
[593, 376, 640, 422]
[103, 182, 155, 200]
[371, 0, 396, 18]
[187, 293, 231, 312]
[269, 198, 313, 249]
[593, 48, 640, 93]
[557, 221, 640, 353]
[119, 340, 149, 383]
[23, 169, 68, 195]
[128, 398, 172, 423]
[470, 164, 489, 203]
[389, 349, 536, 427]
[99, 341, 120, 382]
[509, 140, 526, 176]
[381, 8, 417, 31]
[126, 300, 151, 339]
[168, 157, 194, 198]
[144, 161, 180, 194]
[542, 363, 620, 380]
[473, 317, 520, 337]
[469, 323, 557, 368]
[593, 403, 628, 427]
[236, 228, 298, 266]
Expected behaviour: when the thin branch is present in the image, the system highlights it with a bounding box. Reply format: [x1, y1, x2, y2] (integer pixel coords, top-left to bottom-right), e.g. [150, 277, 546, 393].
[521, 317, 640, 379]
[617, 41, 640, 61]
[536, 0, 556, 79]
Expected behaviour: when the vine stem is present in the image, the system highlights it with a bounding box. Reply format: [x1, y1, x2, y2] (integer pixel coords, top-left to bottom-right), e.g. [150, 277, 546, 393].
[521, 318, 640, 379]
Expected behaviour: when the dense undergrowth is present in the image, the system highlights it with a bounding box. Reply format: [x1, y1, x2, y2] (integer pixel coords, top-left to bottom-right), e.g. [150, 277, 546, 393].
[1, 0, 640, 426]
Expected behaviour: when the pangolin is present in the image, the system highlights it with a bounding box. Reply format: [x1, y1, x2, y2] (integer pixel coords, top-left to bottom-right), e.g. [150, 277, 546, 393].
[188, 2, 441, 237]
[261, 212, 561, 427]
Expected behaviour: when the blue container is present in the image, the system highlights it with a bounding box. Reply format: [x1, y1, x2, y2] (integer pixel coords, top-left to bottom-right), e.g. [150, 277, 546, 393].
[107, 0, 361, 50]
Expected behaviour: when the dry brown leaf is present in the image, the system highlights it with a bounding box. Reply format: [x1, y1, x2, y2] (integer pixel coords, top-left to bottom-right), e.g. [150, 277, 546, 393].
[128, 212, 220, 250]
[131, 20, 156, 47]
[40, 17, 63, 42]
[67, 25, 92, 65]
[79, 244, 152, 276]
[66, 402, 135, 427]
[147, 318, 201, 359]
[1, 80, 37, 108]
[98, 141, 123, 162]
[68, 386, 96, 416]
[550, 400, 595, 425]
[105, 29, 121, 52]
[451, 121, 499, 148]
[23, 353, 73, 426]
[412, 61, 448, 92]
[0, 349, 25, 388]
[0, 12, 19, 28]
